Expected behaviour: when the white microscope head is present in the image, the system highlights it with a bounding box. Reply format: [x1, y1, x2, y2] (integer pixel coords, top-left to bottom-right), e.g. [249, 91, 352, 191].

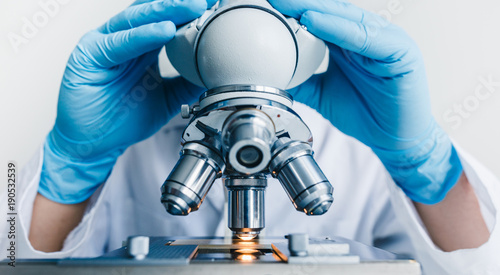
[166, 0, 326, 90]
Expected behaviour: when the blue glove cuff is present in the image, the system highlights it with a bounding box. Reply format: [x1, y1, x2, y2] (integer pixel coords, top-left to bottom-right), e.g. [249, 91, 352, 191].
[374, 123, 463, 204]
[39, 132, 119, 204]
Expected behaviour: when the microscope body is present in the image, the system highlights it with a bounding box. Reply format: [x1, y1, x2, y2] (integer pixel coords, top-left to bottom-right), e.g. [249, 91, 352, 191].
[161, 0, 333, 239]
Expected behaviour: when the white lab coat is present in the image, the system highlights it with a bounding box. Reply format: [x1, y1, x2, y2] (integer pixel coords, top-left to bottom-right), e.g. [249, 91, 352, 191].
[1, 103, 499, 274]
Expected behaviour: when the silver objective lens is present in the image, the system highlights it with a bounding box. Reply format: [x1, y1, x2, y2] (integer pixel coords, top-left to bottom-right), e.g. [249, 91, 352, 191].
[225, 176, 267, 238]
[222, 109, 275, 174]
[270, 139, 333, 215]
[161, 142, 225, 215]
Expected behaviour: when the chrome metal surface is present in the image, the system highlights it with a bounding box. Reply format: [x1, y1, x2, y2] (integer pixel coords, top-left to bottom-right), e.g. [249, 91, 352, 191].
[270, 139, 334, 215]
[181, 104, 311, 145]
[199, 91, 293, 109]
[225, 176, 267, 237]
[222, 109, 275, 174]
[164, 84, 333, 236]
[201, 85, 292, 100]
[161, 142, 225, 215]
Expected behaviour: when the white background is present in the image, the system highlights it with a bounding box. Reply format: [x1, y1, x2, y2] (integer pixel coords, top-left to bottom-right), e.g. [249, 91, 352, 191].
[1, 0, 500, 191]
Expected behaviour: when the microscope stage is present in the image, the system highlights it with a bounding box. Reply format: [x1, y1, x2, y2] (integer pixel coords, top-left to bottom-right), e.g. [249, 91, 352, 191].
[4, 236, 421, 275]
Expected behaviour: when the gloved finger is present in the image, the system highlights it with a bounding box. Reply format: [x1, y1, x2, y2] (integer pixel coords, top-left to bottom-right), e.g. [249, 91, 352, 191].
[99, 0, 207, 34]
[329, 42, 420, 79]
[300, 10, 406, 60]
[132, 0, 216, 5]
[207, 0, 218, 8]
[131, 0, 158, 6]
[268, 0, 362, 22]
[89, 21, 176, 68]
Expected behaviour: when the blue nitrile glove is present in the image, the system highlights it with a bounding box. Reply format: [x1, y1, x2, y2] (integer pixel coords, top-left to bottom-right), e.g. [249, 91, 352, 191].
[269, 0, 463, 204]
[39, 0, 213, 204]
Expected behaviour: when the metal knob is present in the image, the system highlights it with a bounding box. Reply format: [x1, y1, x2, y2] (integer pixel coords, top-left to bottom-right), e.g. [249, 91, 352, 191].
[127, 236, 149, 260]
[181, 104, 191, 119]
[287, 233, 309, 257]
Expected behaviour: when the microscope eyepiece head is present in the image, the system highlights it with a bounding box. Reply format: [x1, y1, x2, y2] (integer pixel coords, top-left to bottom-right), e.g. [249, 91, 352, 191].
[196, 6, 297, 90]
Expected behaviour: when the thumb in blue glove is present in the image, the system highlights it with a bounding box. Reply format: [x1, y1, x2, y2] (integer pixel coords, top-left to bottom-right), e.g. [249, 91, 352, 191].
[269, 0, 463, 204]
[40, 0, 210, 204]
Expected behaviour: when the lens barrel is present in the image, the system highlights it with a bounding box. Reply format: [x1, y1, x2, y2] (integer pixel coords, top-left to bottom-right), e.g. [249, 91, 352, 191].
[222, 109, 275, 174]
[161, 142, 225, 216]
[270, 139, 333, 215]
[225, 176, 267, 238]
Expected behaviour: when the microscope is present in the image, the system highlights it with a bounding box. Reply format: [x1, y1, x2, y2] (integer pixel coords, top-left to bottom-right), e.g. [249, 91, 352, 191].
[160, 0, 333, 240]
[6, 1, 421, 272]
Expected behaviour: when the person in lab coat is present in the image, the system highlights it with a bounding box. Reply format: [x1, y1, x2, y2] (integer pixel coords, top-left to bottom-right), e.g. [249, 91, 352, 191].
[2, 0, 499, 274]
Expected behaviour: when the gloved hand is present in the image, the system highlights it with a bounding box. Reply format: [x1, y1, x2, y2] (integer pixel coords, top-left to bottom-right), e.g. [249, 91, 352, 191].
[39, 0, 214, 204]
[269, 0, 463, 204]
